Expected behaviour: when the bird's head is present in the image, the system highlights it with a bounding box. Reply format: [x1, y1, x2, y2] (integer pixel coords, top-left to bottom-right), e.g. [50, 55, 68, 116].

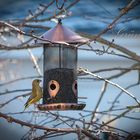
[33, 79, 42, 85]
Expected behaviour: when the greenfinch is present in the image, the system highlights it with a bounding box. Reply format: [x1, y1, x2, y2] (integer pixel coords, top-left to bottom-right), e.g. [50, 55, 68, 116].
[24, 79, 42, 110]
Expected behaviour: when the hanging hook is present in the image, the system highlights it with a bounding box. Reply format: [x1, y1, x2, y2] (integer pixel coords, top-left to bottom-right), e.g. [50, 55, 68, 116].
[56, 0, 66, 10]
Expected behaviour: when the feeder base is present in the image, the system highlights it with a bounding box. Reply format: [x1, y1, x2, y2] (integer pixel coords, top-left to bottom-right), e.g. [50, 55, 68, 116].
[37, 103, 85, 111]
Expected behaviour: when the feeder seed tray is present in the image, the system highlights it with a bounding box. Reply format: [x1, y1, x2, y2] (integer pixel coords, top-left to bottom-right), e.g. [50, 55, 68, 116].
[37, 103, 86, 111]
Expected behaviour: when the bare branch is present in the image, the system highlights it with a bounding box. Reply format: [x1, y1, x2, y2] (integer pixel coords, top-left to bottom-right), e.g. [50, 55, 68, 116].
[0, 111, 100, 140]
[26, 0, 80, 22]
[87, 82, 107, 129]
[100, 105, 140, 127]
[0, 76, 41, 87]
[78, 67, 140, 105]
[23, 0, 55, 23]
[0, 92, 30, 108]
[79, 33, 140, 62]
[78, 0, 140, 47]
[27, 49, 42, 76]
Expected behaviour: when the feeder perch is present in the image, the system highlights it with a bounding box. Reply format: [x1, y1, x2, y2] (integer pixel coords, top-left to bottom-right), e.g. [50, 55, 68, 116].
[35, 19, 88, 110]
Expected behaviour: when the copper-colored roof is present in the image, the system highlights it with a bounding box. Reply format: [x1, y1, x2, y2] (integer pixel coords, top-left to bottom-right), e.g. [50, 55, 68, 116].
[40, 20, 88, 44]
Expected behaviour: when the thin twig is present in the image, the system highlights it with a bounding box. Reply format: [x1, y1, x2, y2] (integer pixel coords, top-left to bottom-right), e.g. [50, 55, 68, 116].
[100, 105, 140, 127]
[108, 83, 139, 112]
[23, 0, 55, 23]
[0, 89, 31, 96]
[27, 49, 42, 76]
[0, 76, 41, 87]
[87, 82, 107, 129]
[78, 67, 140, 105]
[26, 0, 80, 22]
[0, 92, 30, 108]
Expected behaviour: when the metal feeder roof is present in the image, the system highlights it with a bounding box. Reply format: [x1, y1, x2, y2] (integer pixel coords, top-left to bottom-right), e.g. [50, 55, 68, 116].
[39, 19, 88, 44]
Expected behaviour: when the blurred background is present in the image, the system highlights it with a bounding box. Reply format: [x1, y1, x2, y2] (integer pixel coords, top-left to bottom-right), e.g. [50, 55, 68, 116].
[0, 0, 140, 140]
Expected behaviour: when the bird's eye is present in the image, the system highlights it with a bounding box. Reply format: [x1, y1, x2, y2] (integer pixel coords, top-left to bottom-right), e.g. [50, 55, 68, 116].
[37, 80, 41, 83]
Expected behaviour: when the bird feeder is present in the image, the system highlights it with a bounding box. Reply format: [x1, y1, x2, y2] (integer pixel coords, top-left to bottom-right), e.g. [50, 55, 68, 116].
[37, 19, 88, 110]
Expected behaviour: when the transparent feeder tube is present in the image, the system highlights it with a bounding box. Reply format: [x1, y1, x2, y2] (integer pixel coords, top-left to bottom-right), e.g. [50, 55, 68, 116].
[43, 44, 77, 72]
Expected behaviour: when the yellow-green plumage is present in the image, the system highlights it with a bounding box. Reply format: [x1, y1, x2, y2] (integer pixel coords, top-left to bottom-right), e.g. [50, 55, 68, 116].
[24, 79, 42, 110]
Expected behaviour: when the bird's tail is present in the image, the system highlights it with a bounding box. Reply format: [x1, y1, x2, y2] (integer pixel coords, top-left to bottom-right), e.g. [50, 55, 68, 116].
[23, 102, 29, 111]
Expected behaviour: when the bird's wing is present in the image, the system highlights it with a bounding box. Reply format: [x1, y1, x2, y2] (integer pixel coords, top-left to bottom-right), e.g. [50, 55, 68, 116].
[36, 86, 43, 97]
[25, 86, 38, 105]
[31, 84, 38, 97]
[24, 94, 34, 108]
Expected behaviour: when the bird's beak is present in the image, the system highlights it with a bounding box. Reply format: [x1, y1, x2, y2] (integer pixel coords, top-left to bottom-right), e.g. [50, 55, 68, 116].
[38, 80, 42, 87]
